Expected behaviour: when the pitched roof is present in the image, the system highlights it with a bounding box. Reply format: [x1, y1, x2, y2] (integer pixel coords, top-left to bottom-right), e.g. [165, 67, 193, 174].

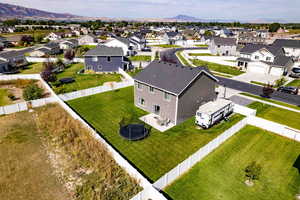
[134, 61, 217, 95]
[84, 46, 124, 56]
[166, 32, 180, 38]
[239, 44, 283, 56]
[273, 39, 300, 48]
[212, 37, 236, 46]
[272, 55, 293, 67]
[0, 50, 25, 59]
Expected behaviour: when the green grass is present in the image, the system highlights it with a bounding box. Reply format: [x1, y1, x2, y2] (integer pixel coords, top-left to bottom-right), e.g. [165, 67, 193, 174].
[176, 51, 191, 66]
[68, 87, 245, 181]
[165, 125, 300, 200]
[250, 81, 267, 86]
[240, 93, 300, 111]
[150, 44, 181, 48]
[248, 102, 300, 130]
[191, 59, 244, 76]
[188, 53, 214, 56]
[0, 88, 12, 106]
[287, 79, 300, 87]
[195, 44, 208, 47]
[212, 72, 233, 78]
[53, 63, 122, 94]
[129, 55, 151, 62]
[127, 68, 143, 77]
[19, 63, 44, 74]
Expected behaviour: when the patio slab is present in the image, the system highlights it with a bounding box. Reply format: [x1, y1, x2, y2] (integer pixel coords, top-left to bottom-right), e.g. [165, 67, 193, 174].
[139, 113, 176, 132]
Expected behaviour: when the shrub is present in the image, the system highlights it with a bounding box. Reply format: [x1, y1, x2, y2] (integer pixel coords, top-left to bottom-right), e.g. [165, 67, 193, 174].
[64, 49, 75, 60]
[245, 161, 262, 182]
[8, 93, 16, 101]
[262, 84, 274, 98]
[23, 84, 44, 101]
[274, 77, 287, 87]
[41, 61, 57, 82]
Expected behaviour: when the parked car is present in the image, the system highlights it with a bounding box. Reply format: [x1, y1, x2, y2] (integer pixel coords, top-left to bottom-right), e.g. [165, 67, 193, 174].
[289, 67, 300, 78]
[141, 47, 151, 52]
[277, 86, 299, 95]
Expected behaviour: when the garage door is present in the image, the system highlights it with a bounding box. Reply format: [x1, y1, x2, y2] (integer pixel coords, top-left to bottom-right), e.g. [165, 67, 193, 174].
[269, 67, 283, 76]
[247, 65, 268, 74]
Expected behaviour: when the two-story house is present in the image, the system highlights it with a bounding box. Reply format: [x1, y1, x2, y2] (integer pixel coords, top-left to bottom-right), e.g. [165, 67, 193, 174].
[237, 44, 294, 76]
[30, 42, 61, 57]
[59, 39, 79, 50]
[44, 32, 65, 41]
[163, 32, 184, 45]
[104, 37, 135, 56]
[78, 34, 98, 45]
[84, 46, 132, 72]
[0, 50, 28, 73]
[272, 39, 300, 59]
[129, 34, 146, 51]
[209, 37, 237, 56]
[134, 61, 218, 125]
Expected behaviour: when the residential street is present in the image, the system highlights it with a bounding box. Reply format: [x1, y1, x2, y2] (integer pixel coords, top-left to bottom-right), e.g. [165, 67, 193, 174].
[161, 48, 300, 106]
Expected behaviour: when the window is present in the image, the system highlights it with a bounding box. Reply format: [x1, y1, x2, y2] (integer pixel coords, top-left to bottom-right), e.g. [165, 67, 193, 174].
[217, 45, 221, 48]
[107, 56, 111, 62]
[138, 98, 145, 106]
[92, 56, 98, 62]
[149, 86, 154, 93]
[137, 82, 143, 90]
[255, 56, 259, 60]
[266, 57, 271, 61]
[164, 92, 171, 101]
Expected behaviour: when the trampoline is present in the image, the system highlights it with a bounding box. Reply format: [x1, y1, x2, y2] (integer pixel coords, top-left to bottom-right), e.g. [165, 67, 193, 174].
[119, 124, 149, 141]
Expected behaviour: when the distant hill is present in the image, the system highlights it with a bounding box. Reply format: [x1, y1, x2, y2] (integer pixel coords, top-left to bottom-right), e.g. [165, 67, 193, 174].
[0, 3, 81, 20]
[169, 15, 202, 22]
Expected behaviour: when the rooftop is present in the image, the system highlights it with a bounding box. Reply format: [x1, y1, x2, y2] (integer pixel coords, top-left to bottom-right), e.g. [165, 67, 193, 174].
[84, 45, 124, 57]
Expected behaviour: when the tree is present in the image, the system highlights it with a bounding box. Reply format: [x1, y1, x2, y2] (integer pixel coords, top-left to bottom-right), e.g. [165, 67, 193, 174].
[269, 23, 281, 32]
[41, 61, 57, 82]
[23, 83, 44, 101]
[274, 77, 287, 87]
[245, 161, 262, 184]
[204, 30, 213, 36]
[262, 84, 274, 98]
[64, 49, 75, 60]
[34, 33, 45, 43]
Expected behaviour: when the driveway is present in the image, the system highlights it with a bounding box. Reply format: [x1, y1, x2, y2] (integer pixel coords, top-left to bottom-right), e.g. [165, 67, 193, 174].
[232, 72, 281, 84]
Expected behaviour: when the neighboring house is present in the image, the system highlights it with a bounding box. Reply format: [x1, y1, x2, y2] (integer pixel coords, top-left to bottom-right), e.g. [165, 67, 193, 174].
[199, 35, 213, 45]
[209, 37, 237, 56]
[105, 37, 134, 56]
[0, 50, 28, 72]
[237, 44, 294, 76]
[129, 34, 146, 51]
[6, 35, 28, 46]
[237, 33, 266, 45]
[272, 39, 300, 59]
[163, 32, 184, 45]
[255, 30, 269, 38]
[78, 34, 98, 45]
[182, 29, 200, 40]
[84, 45, 132, 72]
[44, 32, 65, 41]
[134, 61, 218, 125]
[59, 39, 79, 50]
[30, 42, 61, 57]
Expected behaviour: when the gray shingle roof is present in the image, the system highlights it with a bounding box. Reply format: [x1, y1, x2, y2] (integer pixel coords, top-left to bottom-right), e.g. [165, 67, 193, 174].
[272, 55, 293, 67]
[166, 32, 180, 38]
[0, 50, 24, 59]
[273, 39, 300, 48]
[84, 46, 124, 56]
[115, 37, 130, 46]
[213, 37, 236, 46]
[134, 61, 217, 95]
[239, 44, 283, 56]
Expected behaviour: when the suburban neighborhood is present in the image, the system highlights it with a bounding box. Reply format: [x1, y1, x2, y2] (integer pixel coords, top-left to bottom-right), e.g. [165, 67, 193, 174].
[0, 1, 300, 200]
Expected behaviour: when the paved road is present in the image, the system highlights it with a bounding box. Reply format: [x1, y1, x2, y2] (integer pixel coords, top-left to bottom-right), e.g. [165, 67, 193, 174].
[160, 48, 300, 106]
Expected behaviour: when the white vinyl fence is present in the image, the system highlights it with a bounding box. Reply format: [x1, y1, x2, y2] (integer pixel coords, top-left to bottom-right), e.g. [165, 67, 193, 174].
[29, 97, 57, 108]
[132, 61, 150, 68]
[0, 102, 28, 115]
[153, 118, 248, 190]
[0, 74, 41, 80]
[234, 104, 257, 116]
[26, 57, 84, 63]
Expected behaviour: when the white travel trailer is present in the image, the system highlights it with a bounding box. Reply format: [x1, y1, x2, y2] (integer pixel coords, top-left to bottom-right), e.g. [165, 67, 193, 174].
[195, 99, 234, 129]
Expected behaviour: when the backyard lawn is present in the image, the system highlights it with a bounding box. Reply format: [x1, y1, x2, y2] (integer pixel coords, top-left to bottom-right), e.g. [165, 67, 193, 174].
[191, 59, 244, 76]
[248, 102, 300, 130]
[19, 63, 44, 74]
[127, 68, 143, 77]
[165, 125, 300, 200]
[53, 63, 122, 94]
[68, 87, 244, 181]
[287, 79, 300, 87]
[0, 88, 12, 106]
[129, 55, 151, 62]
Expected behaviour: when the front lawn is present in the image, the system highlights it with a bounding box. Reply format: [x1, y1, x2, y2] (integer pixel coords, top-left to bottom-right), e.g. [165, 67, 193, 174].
[165, 125, 300, 200]
[150, 44, 181, 48]
[0, 88, 11, 106]
[68, 87, 244, 181]
[191, 59, 244, 76]
[287, 79, 300, 87]
[195, 44, 208, 47]
[188, 53, 214, 56]
[250, 81, 267, 86]
[53, 63, 122, 94]
[176, 51, 191, 66]
[248, 102, 300, 130]
[129, 55, 151, 62]
[19, 63, 44, 74]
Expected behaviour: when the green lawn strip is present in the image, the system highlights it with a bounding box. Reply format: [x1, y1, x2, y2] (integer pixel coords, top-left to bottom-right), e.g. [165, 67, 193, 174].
[194, 44, 208, 47]
[250, 81, 267, 86]
[53, 63, 122, 94]
[127, 68, 143, 77]
[0, 88, 12, 106]
[129, 55, 151, 62]
[286, 79, 300, 87]
[19, 63, 44, 74]
[165, 125, 300, 200]
[188, 53, 213, 56]
[212, 72, 233, 78]
[191, 59, 244, 76]
[176, 51, 191, 66]
[68, 87, 245, 181]
[240, 93, 300, 111]
[150, 44, 181, 48]
[248, 102, 300, 130]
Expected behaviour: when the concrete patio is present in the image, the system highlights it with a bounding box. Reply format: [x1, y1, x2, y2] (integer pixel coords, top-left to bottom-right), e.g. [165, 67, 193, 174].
[139, 113, 176, 132]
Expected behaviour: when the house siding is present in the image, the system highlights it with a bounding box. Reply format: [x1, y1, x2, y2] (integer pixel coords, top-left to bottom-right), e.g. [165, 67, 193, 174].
[84, 56, 124, 72]
[209, 40, 237, 56]
[134, 81, 177, 123]
[177, 75, 217, 124]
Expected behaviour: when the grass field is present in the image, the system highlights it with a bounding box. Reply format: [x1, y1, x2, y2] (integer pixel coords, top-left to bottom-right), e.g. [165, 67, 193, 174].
[127, 68, 143, 77]
[0, 110, 70, 200]
[19, 63, 44, 74]
[248, 102, 300, 130]
[240, 93, 300, 111]
[53, 63, 122, 94]
[68, 87, 244, 181]
[150, 44, 181, 48]
[165, 125, 300, 200]
[194, 44, 208, 47]
[287, 79, 300, 87]
[188, 53, 214, 56]
[250, 81, 267, 86]
[0, 88, 12, 106]
[191, 59, 244, 76]
[176, 51, 191, 66]
[129, 55, 151, 62]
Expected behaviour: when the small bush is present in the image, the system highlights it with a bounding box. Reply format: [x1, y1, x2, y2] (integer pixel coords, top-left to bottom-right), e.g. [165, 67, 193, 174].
[245, 161, 262, 182]
[23, 84, 44, 101]
[274, 77, 287, 87]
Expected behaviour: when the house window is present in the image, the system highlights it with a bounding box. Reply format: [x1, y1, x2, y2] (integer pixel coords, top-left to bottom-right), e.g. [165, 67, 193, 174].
[149, 86, 154, 93]
[266, 57, 271, 61]
[255, 56, 259, 60]
[92, 57, 98, 62]
[164, 92, 171, 101]
[138, 98, 145, 106]
[137, 82, 143, 90]
[107, 56, 111, 62]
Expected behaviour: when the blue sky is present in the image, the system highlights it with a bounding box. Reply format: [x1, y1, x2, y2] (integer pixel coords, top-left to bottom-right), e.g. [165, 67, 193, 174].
[2, 0, 300, 21]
